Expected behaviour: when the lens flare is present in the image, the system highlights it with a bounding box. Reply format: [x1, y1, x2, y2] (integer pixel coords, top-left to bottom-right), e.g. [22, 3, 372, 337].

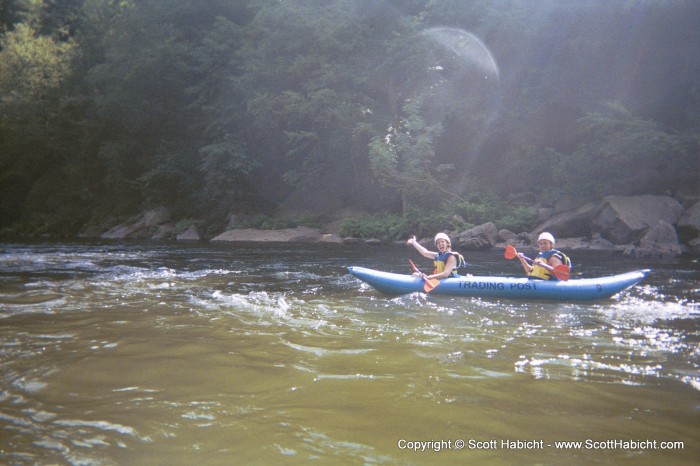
[422, 27, 499, 80]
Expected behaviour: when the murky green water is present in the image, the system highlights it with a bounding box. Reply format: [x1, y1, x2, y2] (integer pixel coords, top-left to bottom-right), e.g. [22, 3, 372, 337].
[1, 241, 698, 465]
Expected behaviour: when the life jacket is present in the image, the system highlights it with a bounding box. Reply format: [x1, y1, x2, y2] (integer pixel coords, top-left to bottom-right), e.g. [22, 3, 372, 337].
[433, 250, 467, 277]
[528, 249, 572, 280]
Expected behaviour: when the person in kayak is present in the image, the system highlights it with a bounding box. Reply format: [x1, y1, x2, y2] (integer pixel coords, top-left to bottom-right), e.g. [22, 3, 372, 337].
[407, 232, 466, 279]
[517, 232, 571, 280]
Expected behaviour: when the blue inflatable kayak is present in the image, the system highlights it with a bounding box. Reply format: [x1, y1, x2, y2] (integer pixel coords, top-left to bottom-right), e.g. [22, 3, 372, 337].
[347, 266, 650, 301]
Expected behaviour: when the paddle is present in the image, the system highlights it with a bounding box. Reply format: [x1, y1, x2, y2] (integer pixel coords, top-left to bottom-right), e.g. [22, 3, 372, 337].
[504, 245, 570, 281]
[409, 259, 440, 292]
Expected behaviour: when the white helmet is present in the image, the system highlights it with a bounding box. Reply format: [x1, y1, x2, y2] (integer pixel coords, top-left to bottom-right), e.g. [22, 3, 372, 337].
[538, 232, 556, 245]
[434, 232, 451, 246]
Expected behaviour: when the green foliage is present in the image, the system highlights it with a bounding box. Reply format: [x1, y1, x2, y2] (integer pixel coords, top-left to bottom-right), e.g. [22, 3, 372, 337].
[452, 193, 537, 232]
[0, 0, 698, 238]
[453, 200, 495, 226]
[552, 102, 696, 198]
[0, 23, 77, 102]
[340, 214, 408, 242]
[0, 18, 83, 231]
[402, 207, 468, 240]
[452, 194, 537, 232]
[338, 196, 536, 243]
[368, 98, 447, 211]
[493, 207, 537, 233]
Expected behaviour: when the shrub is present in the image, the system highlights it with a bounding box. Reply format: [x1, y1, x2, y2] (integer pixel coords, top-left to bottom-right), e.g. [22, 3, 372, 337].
[340, 214, 408, 241]
[453, 195, 536, 233]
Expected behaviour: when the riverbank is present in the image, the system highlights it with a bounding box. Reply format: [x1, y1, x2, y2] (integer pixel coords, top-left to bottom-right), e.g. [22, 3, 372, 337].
[78, 194, 700, 258]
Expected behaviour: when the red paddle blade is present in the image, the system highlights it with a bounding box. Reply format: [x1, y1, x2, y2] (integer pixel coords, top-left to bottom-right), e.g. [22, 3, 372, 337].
[552, 265, 571, 281]
[504, 245, 517, 259]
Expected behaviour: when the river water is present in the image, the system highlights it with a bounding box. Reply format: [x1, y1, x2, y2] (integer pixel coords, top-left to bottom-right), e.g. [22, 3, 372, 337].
[0, 241, 698, 465]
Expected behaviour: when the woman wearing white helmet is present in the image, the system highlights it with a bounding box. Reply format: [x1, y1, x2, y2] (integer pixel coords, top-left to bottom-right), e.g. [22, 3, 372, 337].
[517, 232, 571, 280]
[407, 232, 466, 279]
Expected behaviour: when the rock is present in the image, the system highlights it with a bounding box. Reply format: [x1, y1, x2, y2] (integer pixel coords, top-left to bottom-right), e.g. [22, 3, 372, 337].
[452, 214, 466, 225]
[177, 225, 201, 241]
[210, 226, 323, 242]
[536, 207, 556, 222]
[556, 234, 616, 251]
[592, 195, 683, 244]
[589, 233, 617, 250]
[553, 194, 583, 212]
[531, 202, 597, 239]
[688, 237, 700, 255]
[151, 224, 174, 240]
[635, 220, 682, 257]
[77, 225, 104, 238]
[318, 233, 343, 243]
[455, 222, 499, 250]
[678, 201, 700, 242]
[101, 207, 171, 239]
[498, 229, 518, 243]
[225, 212, 239, 230]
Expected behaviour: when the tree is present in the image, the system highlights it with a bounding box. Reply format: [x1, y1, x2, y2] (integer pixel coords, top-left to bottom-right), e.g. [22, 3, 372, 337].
[369, 98, 452, 212]
[0, 22, 76, 102]
[0, 21, 78, 231]
[84, 0, 206, 214]
[0, 0, 698, 237]
[553, 102, 696, 199]
[209, 0, 391, 212]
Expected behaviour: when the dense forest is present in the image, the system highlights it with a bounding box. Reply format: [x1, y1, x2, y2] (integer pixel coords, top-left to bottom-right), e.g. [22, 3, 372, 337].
[1, 0, 698, 239]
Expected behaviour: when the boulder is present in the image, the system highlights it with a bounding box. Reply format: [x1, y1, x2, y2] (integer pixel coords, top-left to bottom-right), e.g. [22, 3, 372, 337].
[637, 220, 682, 256]
[677, 201, 700, 242]
[531, 202, 597, 239]
[177, 225, 201, 241]
[455, 222, 499, 250]
[318, 233, 343, 243]
[210, 226, 323, 242]
[556, 234, 616, 251]
[536, 207, 556, 222]
[624, 220, 682, 258]
[688, 238, 700, 255]
[225, 212, 240, 231]
[151, 224, 174, 240]
[498, 229, 518, 243]
[101, 207, 171, 239]
[592, 195, 683, 244]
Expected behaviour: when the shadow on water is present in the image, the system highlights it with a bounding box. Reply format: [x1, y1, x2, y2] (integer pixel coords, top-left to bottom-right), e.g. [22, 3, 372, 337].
[0, 241, 698, 464]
